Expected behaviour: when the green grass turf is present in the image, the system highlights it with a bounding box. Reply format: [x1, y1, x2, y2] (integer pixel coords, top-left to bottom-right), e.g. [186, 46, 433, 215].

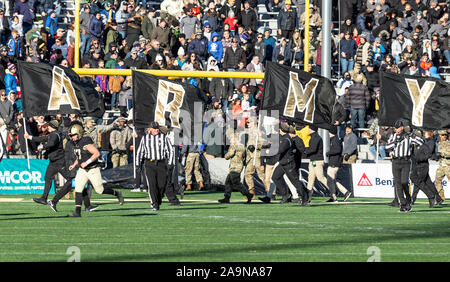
[1, 190, 450, 262]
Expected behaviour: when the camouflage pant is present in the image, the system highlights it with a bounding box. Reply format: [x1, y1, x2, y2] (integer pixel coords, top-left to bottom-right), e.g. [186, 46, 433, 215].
[435, 164, 450, 194]
[244, 154, 265, 190]
[185, 153, 203, 185]
[112, 153, 128, 168]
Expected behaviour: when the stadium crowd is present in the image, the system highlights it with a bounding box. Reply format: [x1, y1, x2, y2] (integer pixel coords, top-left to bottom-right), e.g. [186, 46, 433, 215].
[0, 0, 449, 206]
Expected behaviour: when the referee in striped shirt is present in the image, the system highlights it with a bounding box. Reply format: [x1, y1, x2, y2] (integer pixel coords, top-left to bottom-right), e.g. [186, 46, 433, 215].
[385, 119, 424, 212]
[136, 121, 175, 211]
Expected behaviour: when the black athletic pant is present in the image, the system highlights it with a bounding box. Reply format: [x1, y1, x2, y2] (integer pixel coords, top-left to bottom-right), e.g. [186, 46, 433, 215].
[165, 165, 180, 204]
[392, 158, 412, 208]
[410, 162, 438, 201]
[224, 171, 249, 199]
[144, 160, 168, 209]
[41, 159, 72, 200]
[135, 164, 148, 190]
[272, 163, 306, 200]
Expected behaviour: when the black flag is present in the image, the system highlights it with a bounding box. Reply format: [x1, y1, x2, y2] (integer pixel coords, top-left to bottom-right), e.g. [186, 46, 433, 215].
[379, 71, 450, 129]
[17, 61, 105, 118]
[261, 61, 336, 129]
[132, 71, 205, 142]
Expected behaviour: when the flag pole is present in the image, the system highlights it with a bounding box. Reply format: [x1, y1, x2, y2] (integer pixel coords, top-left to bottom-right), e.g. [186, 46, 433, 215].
[23, 117, 30, 169]
[133, 127, 136, 179]
[376, 125, 380, 163]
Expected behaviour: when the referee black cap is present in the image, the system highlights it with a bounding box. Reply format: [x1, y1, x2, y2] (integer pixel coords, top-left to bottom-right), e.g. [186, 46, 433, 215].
[394, 119, 408, 128]
[150, 121, 160, 129]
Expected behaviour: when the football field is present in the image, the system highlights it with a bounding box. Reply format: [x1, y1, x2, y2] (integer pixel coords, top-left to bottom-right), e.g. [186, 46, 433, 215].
[1, 190, 450, 262]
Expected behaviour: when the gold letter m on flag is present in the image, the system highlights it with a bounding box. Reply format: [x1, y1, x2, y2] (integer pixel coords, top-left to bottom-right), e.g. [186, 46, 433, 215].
[283, 71, 319, 123]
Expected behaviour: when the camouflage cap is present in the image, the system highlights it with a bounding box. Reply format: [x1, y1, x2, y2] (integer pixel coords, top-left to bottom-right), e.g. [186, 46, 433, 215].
[438, 130, 448, 135]
[280, 122, 290, 133]
[84, 116, 95, 124]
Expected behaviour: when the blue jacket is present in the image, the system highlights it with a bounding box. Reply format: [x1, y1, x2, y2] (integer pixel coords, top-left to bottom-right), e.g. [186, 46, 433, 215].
[339, 38, 357, 59]
[100, 9, 115, 23]
[188, 36, 208, 59]
[89, 16, 104, 40]
[4, 73, 17, 95]
[45, 16, 58, 37]
[208, 33, 223, 62]
[263, 35, 276, 61]
[7, 38, 22, 57]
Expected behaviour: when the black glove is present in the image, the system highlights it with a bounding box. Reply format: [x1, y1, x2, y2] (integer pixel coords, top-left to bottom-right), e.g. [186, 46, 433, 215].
[344, 154, 350, 161]
[247, 145, 255, 153]
[326, 152, 330, 157]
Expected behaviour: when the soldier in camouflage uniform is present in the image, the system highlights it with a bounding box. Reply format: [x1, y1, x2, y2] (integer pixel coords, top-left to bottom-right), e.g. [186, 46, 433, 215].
[435, 130, 450, 201]
[218, 133, 253, 204]
[243, 116, 265, 199]
[110, 117, 133, 168]
[181, 141, 204, 191]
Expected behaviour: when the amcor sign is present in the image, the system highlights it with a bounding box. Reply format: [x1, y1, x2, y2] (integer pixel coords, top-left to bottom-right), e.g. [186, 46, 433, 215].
[0, 159, 53, 195]
[352, 163, 448, 198]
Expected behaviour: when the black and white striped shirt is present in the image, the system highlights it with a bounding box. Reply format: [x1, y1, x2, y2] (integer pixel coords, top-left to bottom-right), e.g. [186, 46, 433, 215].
[385, 133, 424, 159]
[0, 138, 3, 161]
[136, 133, 175, 166]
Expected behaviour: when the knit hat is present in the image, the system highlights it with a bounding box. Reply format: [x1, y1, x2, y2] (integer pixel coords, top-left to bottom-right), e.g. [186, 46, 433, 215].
[241, 32, 250, 42]
[177, 47, 185, 56]
[48, 120, 60, 129]
[7, 63, 15, 70]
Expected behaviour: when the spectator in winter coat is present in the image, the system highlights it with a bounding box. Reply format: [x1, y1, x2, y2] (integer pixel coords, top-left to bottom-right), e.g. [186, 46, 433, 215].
[115, 2, 130, 39]
[208, 32, 223, 62]
[180, 8, 200, 40]
[45, 10, 58, 38]
[339, 31, 357, 74]
[202, 2, 219, 33]
[372, 37, 386, 68]
[4, 63, 18, 98]
[141, 8, 157, 40]
[151, 19, 170, 49]
[391, 32, 412, 64]
[355, 33, 373, 68]
[7, 29, 24, 59]
[263, 27, 276, 63]
[89, 12, 104, 41]
[246, 55, 264, 87]
[14, 0, 34, 35]
[223, 37, 246, 70]
[277, 0, 298, 40]
[345, 74, 370, 129]
[239, 1, 257, 31]
[253, 33, 266, 64]
[272, 37, 291, 65]
[188, 31, 209, 61]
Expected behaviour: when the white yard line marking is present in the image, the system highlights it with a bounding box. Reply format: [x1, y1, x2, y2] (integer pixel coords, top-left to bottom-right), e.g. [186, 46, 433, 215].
[0, 198, 24, 202]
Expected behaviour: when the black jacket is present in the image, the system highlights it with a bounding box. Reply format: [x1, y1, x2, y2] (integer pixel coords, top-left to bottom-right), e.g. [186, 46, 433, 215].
[292, 135, 305, 169]
[31, 131, 65, 162]
[328, 135, 343, 167]
[305, 132, 324, 161]
[278, 134, 294, 166]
